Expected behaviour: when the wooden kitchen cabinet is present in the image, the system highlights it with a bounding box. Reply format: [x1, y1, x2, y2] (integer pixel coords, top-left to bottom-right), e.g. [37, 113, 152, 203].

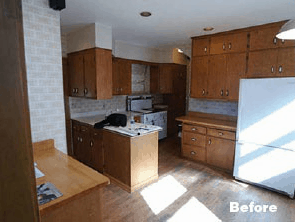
[277, 47, 295, 77]
[190, 56, 208, 98]
[206, 136, 235, 172]
[112, 57, 131, 95]
[159, 64, 174, 94]
[225, 53, 247, 100]
[210, 32, 248, 55]
[192, 38, 210, 56]
[68, 48, 112, 100]
[150, 65, 159, 94]
[178, 113, 237, 174]
[72, 121, 104, 173]
[207, 54, 227, 99]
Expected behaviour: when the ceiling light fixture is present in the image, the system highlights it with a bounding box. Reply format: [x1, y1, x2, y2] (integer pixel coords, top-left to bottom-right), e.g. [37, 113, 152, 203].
[276, 20, 295, 40]
[140, 11, 152, 17]
[203, 27, 214, 31]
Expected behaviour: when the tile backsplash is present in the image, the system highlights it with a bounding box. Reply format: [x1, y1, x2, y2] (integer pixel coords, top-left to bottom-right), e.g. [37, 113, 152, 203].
[132, 64, 150, 94]
[189, 98, 238, 116]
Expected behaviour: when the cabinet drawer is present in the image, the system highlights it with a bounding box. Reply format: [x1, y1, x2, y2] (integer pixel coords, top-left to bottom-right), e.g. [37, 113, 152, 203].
[207, 128, 235, 140]
[183, 132, 206, 147]
[80, 125, 89, 133]
[182, 144, 206, 162]
[183, 124, 206, 134]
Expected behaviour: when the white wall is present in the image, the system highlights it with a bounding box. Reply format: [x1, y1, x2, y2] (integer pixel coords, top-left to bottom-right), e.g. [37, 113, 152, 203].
[67, 23, 112, 54]
[113, 40, 173, 63]
[22, 0, 67, 153]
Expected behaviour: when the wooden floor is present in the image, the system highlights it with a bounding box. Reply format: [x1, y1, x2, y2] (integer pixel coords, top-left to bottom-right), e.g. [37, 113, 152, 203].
[101, 137, 295, 222]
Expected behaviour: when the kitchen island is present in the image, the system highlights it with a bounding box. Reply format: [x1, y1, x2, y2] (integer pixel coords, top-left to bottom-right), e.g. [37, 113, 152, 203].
[71, 113, 161, 192]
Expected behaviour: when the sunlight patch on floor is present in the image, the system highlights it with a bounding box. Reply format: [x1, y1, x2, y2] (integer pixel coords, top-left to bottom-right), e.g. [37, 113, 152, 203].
[167, 197, 222, 222]
[140, 175, 187, 215]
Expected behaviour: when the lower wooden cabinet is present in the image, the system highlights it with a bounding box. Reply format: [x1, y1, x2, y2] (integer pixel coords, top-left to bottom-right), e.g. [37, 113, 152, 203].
[72, 121, 104, 173]
[181, 123, 236, 173]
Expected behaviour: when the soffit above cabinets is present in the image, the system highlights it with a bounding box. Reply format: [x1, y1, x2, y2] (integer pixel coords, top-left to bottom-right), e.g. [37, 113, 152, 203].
[61, 0, 295, 48]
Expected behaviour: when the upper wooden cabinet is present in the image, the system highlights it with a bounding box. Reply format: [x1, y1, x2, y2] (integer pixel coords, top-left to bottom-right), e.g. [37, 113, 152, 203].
[112, 58, 131, 95]
[159, 64, 174, 94]
[249, 25, 295, 51]
[192, 38, 210, 56]
[210, 32, 248, 55]
[150, 65, 159, 94]
[68, 48, 112, 100]
[248, 48, 295, 78]
[190, 56, 208, 98]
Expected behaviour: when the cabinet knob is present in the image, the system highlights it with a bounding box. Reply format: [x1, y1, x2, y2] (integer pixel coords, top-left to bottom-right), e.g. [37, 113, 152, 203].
[226, 90, 229, 97]
[90, 141, 93, 147]
[202, 89, 205, 96]
[271, 66, 274, 73]
[273, 37, 277, 45]
[190, 151, 196, 155]
[218, 132, 224, 136]
[76, 88, 79, 94]
[84, 88, 88, 95]
[80, 137, 83, 142]
[278, 65, 283, 73]
[208, 139, 212, 145]
[191, 128, 197, 131]
[72, 89, 75, 93]
[120, 88, 123, 92]
[220, 90, 224, 96]
[204, 47, 207, 52]
[77, 137, 80, 142]
[222, 43, 226, 50]
[191, 138, 196, 141]
[281, 39, 285, 44]
[228, 43, 232, 50]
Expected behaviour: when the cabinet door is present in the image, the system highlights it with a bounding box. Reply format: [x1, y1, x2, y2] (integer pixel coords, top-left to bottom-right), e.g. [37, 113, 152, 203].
[79, 126, 92, 166]
[68, 54, 84, 97]
[225, 32, 248, 53]
[118, 59, 132, 95]
[150, 65, 159, 93]
[72, 127, 80, 158]
[207, 55, 227, 99]
[159, 64, 173, 94]
[210, 36, 226, 55]
[190, 56, 208, 98]
[192, 38, 210, 56]
[90, 129, 104, 173]
[84, 52, 96, 98]
[249, 26, 280, 50]
[206, 137, 235, 171]
[277, 47, 295, 77]
[112, 58, 120, 95]
[225, 53, 246, 100]
[95, 49, 112, 99]
[248, 49, 278, 77]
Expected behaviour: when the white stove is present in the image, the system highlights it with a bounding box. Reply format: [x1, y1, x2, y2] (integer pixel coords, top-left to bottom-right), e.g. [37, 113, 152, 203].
[127, 95, 167, 140]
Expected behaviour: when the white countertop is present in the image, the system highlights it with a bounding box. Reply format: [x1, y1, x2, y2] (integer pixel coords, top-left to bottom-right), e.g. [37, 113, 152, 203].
[72, 112, 162, 137]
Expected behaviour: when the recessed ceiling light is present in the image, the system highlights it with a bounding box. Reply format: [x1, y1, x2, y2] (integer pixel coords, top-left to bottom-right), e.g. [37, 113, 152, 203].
[140, 11, 152, 17]
[203, 27, 214, 31]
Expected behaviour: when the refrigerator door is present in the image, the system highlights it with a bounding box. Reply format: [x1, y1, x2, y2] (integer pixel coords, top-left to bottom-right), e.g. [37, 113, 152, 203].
[234, 142, 295, 197]
[237, 78, 295, 151]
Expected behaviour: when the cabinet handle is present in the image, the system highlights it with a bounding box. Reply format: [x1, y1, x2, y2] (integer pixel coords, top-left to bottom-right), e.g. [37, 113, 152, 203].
[281, 39, 285, 44]
[90, 141, 93, 147]
[273, 37, 277, 45]
[80, 137, 83, 142]
[226, 90, 229, 97]
[278, 65, 283, 73]
[222, 43, 226, 50]
[202, 89, 205, 95]
[72, 88, 75, 93]
[84, 88, 88, 95]
[228, 43, 232, 50]
[218, 132, 223, 136]
[271, 66, 274, 73]
[220, 90, 224, 96]
[208, 139, 211, 145]
[190, 151, 196, 155]
[191, 138, 196, 141]
[204, 47, 207, 52]
[191, 128, 197, 131]
[77, 137, 80, 142]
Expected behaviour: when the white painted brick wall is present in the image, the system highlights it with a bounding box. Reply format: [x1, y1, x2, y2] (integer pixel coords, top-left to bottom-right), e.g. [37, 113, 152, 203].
[22, 0, 67, 153]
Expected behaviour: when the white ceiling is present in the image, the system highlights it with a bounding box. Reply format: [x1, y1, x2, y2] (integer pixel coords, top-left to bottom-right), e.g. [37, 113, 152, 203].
[61, 0, 295, 48]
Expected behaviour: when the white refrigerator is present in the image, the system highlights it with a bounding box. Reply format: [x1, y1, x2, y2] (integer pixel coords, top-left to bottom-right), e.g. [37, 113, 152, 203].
[233, 77, 295, 198]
